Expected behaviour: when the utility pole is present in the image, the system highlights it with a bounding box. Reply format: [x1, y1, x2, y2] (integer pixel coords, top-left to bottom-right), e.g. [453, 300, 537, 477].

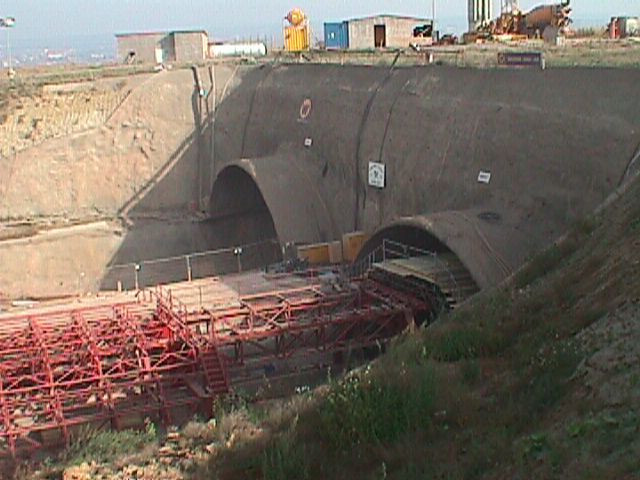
[432, 0, 436, 24]
[431, 0, 437, 40]
[0, 16, 16, 78]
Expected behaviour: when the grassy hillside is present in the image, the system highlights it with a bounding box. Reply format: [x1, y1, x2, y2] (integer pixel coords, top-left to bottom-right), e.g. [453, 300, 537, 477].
[17, 174, 640, 480]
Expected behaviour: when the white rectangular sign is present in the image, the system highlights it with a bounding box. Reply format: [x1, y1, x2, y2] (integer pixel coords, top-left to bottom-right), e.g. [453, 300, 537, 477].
[368, 162, 386, 189]
[477, 170, 492, 184]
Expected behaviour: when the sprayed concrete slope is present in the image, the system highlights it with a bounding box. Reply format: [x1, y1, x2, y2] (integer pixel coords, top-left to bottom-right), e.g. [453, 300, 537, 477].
[210, 64, 640, 288]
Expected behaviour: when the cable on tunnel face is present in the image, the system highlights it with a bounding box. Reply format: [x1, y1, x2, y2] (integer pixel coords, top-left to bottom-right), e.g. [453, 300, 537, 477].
[240, 64, 274, 159]
[353, 51, 401, 231]
[618, 141, 640, 187]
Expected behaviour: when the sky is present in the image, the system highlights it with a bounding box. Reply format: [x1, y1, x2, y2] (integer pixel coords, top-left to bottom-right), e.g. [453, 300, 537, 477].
[1, 0, 639, 51]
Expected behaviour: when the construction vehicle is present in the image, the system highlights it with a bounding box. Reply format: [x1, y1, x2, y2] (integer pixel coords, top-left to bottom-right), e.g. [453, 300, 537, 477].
[524, 1, 572, 36]
[467, 0, 572, 42]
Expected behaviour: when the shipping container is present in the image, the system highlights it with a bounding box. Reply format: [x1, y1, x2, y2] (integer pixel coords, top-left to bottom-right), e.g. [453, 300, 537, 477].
[324, 22, 350, 49]
[610, 16, 640, 38]
[621, 17, 640, 37]
[284, 25, 310, 52]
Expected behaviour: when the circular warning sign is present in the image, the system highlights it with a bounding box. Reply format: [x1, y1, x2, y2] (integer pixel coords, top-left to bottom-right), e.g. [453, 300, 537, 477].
[299, 98, 312, 120]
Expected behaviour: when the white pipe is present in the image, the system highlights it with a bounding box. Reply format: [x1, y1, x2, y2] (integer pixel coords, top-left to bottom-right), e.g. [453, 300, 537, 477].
[210, 43, 267, 58]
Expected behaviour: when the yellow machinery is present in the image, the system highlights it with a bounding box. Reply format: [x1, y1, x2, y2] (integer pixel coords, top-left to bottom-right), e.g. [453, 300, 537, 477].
[467, 0, 572, 41]
[284, 8, 310, 52]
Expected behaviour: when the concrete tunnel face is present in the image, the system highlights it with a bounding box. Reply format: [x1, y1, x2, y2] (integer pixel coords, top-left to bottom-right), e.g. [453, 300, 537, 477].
[209, 165, 279, 247]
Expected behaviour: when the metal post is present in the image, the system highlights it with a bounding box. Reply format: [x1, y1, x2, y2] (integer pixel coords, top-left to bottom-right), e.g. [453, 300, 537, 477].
[134, 264, 141, 291]
[234, 247, 243, 273]
[6, 27, 10, 74]
[209, 64, 216, 188]
[186, 255, 193, 282]
[432, 0, 437, 29]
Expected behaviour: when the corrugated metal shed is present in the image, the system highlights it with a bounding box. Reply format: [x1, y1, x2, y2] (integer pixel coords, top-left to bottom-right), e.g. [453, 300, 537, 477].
[324, 22, 350, 49]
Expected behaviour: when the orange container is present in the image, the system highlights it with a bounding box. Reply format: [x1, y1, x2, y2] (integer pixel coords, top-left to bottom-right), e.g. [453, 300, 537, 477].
[342, 232, 369, 262]
[328, 241, 344, 264]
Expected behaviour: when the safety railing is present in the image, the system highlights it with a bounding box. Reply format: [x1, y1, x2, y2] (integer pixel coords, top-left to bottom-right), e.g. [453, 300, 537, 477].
[101, 239, 281, 291]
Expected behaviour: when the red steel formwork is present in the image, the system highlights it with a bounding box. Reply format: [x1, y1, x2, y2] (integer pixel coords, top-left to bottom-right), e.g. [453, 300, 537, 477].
[0, 293, 228, 457]
[184, 278, 433, 368]
[0, 277, 431, 457]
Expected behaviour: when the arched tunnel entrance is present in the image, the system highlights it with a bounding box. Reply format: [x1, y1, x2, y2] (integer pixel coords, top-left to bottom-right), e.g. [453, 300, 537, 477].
[208, 165, 282, 268]
[209, 165, 278, 245]
[358, 222, 481, 317]
[359, 224, 456, 260]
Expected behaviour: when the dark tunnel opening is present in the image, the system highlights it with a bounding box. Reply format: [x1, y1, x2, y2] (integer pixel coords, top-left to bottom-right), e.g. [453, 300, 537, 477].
[358, 224, 455, 261]
[358, 223, 480, 323]
[208, 165, 282, 265]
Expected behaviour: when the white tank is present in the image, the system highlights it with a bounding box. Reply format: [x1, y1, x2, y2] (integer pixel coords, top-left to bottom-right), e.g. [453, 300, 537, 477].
[210, 43, 267, 58]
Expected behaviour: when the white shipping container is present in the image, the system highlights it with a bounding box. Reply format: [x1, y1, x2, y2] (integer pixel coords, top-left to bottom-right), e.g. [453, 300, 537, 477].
[622, 17, 640, 37]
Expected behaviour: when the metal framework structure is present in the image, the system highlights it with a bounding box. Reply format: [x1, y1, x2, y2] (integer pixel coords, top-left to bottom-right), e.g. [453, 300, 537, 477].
[194, 279, 431, 365]
[0, 274, 432, 457]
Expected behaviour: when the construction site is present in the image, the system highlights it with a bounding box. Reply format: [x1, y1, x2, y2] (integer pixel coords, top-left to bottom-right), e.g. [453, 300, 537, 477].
[0, 0, 639, 478]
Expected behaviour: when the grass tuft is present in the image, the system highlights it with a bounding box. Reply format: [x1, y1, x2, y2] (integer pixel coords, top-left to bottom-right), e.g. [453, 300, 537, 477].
[319, 363, 435, 451]
[62, 421, 157, 467]
[262, 428, 310, 480]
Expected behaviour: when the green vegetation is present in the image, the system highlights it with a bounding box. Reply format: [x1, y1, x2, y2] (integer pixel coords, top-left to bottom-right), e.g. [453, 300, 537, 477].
[262, 428, 310, 480]
[320, 363, 435, 450]
[63, 421, 157, 467]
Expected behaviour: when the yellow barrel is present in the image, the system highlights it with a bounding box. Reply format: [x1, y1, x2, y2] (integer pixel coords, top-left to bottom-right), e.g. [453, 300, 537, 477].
[284, 25, 310, 52]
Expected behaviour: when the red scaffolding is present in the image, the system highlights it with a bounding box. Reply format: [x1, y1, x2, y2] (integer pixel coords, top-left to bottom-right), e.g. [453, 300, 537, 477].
[0, 276, 431, 456]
